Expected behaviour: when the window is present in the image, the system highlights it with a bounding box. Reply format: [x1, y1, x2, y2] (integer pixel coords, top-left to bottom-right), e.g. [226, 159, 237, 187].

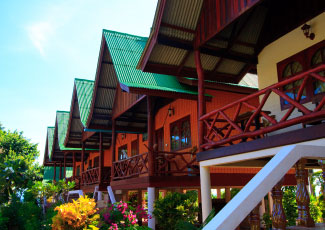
[93, 156, 99, 168]
[311, 47, 325, 95]
[131, 140, 138, 156]
[155, 128, 164, 151]
[277, 40, 325, 109]
[170, 116, 191, 151]
[88, 159, 92, 170]
[282, 61, 306, 104]
[118, 145, 128, 160]
[142, 133, 148, 141]
[76, 166, 80, 176]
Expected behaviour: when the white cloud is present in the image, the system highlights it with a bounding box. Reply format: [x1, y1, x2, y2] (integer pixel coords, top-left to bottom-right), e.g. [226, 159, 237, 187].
[27, 21, 54, 56]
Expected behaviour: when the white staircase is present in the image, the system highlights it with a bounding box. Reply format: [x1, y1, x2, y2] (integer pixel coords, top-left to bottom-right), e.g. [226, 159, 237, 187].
[203, 144, 325, 230]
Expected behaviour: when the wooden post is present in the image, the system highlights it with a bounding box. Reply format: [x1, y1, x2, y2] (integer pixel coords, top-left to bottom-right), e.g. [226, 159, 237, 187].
[59, 162, 62, 180]
[147, 96, 155, 177]
[111, 119, 116, 179]
[194, 50, 205, 152]
[81, 142, 85, 185]
[271, 178, 286, 230]
[225, 188, 231, 202]
[249, 204, 260, 230]
[53, 162, 57, 182]
[73, 152, 76, 178]
[295, 159, 315, 227]
[64, 153, 66, 179]
[99, 132, 103, 184]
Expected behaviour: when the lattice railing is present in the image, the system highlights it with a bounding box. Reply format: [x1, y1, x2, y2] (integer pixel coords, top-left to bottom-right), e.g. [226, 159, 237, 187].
[155, 150, 199, 176]
[81, 167, 111, 185]
[82, 167, 99, 185]
[201, 64, 325, 150]
[112, 152, 149, 180]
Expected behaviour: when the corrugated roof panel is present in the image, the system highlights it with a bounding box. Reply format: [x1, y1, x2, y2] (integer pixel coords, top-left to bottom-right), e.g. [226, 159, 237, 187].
[47, 127, 55, 160]
[57, 111, 78, 151]
[162, 0, 203, 32]
[103, 29, 197, 94]
[159, 27, 194, 42]
[231, 44, 255, 55]
[43, 166, 73, 182]
[217, 59, 246, 75]
[150, 44, 187, 66]
[75, 79, 94, 127]
[206, 39, 228, 49]
[237, 7, 267, 44]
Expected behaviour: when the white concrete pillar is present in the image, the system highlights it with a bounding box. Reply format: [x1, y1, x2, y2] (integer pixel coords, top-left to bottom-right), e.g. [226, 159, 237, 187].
[97, 191, 102, 201]
[260, 198, 266, 227]
[107, 186, 116, 203]
[200, 165, 212, 222]
[148, 187, 156, 230]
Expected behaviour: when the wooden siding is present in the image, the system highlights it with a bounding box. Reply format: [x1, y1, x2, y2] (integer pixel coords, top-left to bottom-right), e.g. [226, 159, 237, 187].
[113, 89, 260, 176]
[112, 85, 143, 119]
[195, 0, 260, 48]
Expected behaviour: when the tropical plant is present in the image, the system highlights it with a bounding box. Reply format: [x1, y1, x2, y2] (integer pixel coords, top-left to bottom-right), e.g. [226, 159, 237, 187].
[101, 201, 151, 230]
[153, 191, 199, 230]
[0, 128, 42, 203]
[52, 195, 99, 230]
[282, 186, 298, 226]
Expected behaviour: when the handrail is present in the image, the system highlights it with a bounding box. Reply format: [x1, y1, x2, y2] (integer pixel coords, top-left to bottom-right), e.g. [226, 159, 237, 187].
[200, 64, 325, 149]
[155, 150, 199, 175]
[112, 152, 149, 180]
[81, 167, 111, 185]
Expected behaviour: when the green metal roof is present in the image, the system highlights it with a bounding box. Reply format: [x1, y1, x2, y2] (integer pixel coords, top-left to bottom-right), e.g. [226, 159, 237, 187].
[75, 79, 94, 127]
[47, 127, 55, 160]
[56, 111, 78, 151]
[103, 29, 197, 95]
[43, 166, 73, 182]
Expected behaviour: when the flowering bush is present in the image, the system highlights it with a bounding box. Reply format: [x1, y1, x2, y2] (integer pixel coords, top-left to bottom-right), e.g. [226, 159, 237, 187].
[101, 201, 151, 230]
[52, 195, 99, 230]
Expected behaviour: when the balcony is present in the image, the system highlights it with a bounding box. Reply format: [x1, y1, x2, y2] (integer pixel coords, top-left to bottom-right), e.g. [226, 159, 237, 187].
[81, 167, 111, 186]
[112, 150, 199, 181]
[200, 64, 325, 150]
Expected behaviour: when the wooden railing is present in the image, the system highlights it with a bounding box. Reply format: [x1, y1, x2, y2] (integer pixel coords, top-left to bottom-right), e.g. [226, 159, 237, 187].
[200, 64, 325, 150]
[112, 150, 200, 180]
[155, 150, 199, 176]
[81, 167, 111, 186]
[112, 152, 149, 180]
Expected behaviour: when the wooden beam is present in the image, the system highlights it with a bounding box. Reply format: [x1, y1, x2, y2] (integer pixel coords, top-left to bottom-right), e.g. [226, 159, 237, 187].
[82, 131, 96, 142]
[111, 120, 116, 179]
[64, 153, 66, 179]
[157, 34, 257, 64]
[73, 152, 76, 178]
[195, 50, 206, 152]
[81, 142, 85, 175]
[99, 132, 104, 184]
[147, 96, 155, 176]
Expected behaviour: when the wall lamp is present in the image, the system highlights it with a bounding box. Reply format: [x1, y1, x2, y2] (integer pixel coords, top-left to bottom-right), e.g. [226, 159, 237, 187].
[301, 24, 315, 40]
[168, 107, 174, 117]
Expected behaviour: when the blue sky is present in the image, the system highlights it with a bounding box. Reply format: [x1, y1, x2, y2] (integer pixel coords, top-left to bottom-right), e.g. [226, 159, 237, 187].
[0, 0, 158, 163]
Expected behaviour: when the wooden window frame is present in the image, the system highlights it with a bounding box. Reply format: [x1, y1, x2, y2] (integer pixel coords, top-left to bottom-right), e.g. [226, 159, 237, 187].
[170, 115, 191, 151]
[277, 40, 325, 110]
[131, 139, 139, 156]
[93, 156, 99, 168]
[118, 144, 128, 160]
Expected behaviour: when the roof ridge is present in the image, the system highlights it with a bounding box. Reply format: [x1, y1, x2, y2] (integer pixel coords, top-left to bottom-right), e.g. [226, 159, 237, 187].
[75, 78, 94, 83]
[102, 29, 148, 40]
[47, 126, 55, 129]
[56, 110, 70, 114]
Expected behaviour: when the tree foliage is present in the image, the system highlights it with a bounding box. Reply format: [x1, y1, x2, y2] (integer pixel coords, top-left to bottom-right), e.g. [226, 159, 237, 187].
[0, 126, 42, 203]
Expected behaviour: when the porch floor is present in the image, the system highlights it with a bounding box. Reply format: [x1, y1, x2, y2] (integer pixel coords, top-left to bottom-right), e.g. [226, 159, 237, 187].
[287, 223, 325, 229]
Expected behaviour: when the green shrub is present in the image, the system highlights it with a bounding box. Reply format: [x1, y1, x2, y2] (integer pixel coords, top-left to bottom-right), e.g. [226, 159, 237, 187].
[153, 191, 199, 230]
[282, 186, 298, 226]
